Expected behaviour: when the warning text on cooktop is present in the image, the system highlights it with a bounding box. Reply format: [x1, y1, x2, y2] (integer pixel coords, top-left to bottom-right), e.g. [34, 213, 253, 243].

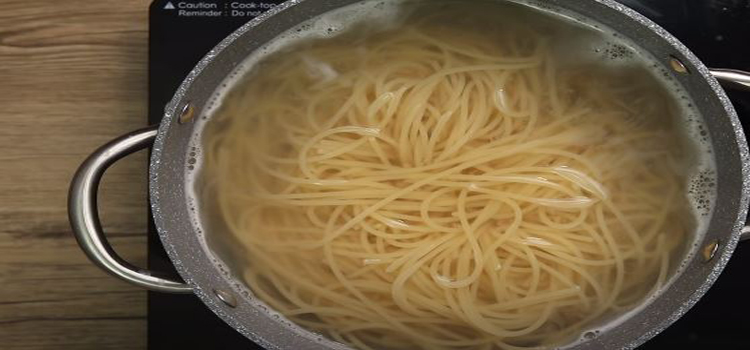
[163, 2, 279, 17]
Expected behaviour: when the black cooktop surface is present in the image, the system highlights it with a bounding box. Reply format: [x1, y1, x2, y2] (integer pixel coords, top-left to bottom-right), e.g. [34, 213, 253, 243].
[147, 1, 750, 349]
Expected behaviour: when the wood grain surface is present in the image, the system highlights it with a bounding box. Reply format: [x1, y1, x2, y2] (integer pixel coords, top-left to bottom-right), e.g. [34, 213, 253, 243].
[1, 1, 152, 349]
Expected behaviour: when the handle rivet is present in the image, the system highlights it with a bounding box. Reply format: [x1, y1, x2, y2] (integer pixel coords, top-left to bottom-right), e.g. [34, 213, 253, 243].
[669, 57, 689, 74]
[178, 102, 195, 124]
[740, 226, 750, 241]
[214, 289, 238, 308]
[702, 240, 719, 262]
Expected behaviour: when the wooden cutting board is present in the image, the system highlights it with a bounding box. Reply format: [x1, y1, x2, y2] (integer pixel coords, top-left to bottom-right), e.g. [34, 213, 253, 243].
[0, 1, 151, 349]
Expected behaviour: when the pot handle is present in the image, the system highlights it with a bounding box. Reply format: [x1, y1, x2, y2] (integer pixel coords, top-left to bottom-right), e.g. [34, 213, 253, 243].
[68, 126, 192, 294]
[710, 69, 750, 91]
[709, 68, 750, 241]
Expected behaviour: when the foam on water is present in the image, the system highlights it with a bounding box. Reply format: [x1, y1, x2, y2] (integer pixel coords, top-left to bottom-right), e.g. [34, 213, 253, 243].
[183, 0, 718, 348]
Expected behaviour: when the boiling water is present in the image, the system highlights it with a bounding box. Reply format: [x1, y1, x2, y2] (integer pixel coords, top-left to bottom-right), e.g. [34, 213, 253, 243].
[185, 0, 717, 349]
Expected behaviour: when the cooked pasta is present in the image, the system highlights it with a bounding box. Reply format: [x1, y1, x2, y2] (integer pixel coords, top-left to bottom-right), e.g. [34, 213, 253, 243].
[198, 2, 694, 349]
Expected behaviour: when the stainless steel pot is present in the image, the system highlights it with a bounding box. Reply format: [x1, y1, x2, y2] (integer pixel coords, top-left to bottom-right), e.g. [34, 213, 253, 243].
[69, 0, 750, 349]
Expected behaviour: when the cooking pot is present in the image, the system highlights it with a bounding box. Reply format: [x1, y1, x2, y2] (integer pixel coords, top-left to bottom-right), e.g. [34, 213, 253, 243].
[69, 0, 750, 349]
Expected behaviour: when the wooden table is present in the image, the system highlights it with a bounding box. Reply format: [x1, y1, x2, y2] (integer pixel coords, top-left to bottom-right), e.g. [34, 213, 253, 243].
[1, 1, 152, 348]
